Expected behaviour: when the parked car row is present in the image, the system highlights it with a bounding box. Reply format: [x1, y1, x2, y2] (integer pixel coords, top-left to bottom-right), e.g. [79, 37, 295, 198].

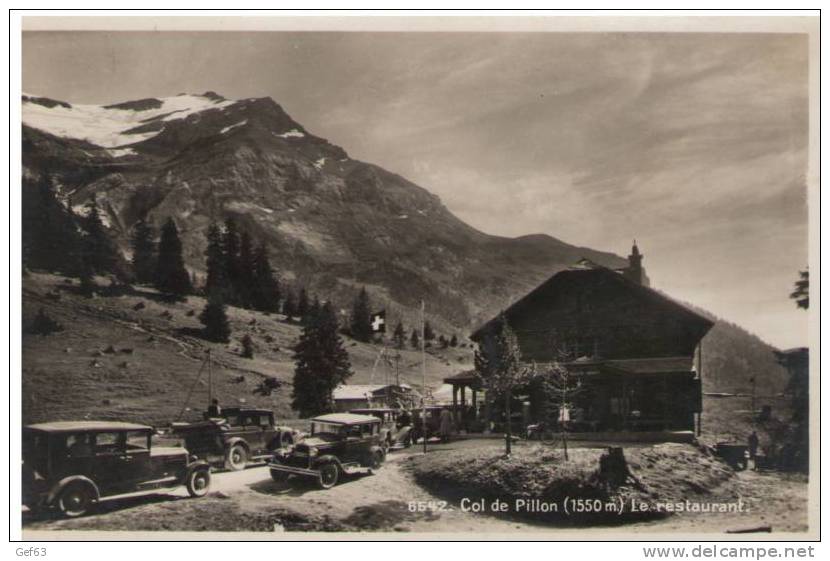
[22, 405, 421, 518]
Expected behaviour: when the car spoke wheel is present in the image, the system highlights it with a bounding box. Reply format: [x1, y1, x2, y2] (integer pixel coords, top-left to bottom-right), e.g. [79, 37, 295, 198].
[317, 463, 340, 489]
[186, 469, 211, 497]
[58, 484, 93, 518]
[226, 444, 248, 471]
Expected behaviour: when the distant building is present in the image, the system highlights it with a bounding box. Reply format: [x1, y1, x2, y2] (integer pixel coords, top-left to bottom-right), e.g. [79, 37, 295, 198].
[471, 243, 714, 435]
[332, 384, 416, 412]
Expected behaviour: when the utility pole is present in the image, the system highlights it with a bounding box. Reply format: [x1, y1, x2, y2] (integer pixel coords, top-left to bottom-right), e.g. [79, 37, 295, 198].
[421, 299, 427, 454]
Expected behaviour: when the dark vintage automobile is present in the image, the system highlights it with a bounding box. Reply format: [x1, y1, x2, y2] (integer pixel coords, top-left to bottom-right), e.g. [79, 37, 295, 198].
[715, 442, 750, 470]
[170, 407, 299, 471]
[268, 413, 385, 489]
[410, 405, 448, 443]
[22, 421, 211, 518]
[349, 408, 413, 449]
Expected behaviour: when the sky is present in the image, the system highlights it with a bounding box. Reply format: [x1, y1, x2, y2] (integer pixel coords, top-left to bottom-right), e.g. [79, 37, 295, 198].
[21, 30, 811, 348]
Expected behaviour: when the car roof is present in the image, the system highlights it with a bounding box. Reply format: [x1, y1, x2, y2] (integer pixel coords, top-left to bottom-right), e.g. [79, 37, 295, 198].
[219, 407, 272, 414]
[311, 413, 381, 425]
[349, 408, 399, 413]
[25, 421, 152, 433]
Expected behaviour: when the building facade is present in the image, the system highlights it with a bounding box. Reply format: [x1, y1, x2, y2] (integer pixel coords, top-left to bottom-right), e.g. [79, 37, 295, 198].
[471, 244, 714, 434]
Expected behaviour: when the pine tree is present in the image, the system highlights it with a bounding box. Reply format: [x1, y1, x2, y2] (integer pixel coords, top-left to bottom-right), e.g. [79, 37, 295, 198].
[410, 329, 420, 349]
[80, 198, 121, 276]
[450, 334, 459, 347]
[241, 334, 255, 359]
[291, 301, 353, 417]
[350, 287, 373, 342]
[22, 174, 82, 274]
[222, 218, 241, 304]
[130, 218, 156, 284]
[154, 218, 192, 298]
[282, 289, 297, 321]
[297, 287, 310, 322]
[251, 243, 280, 312]
[392, 321, 406, 349]
[204, 223, 227, 298]
[308, 295, 321, 324]
[200, 288, 231, 343]
[423, 321, 436, 343]
[438, 334, 448, 349]
[237, 230, 255, 308]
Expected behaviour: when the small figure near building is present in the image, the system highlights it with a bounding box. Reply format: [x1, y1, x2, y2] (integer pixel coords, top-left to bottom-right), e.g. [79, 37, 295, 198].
[748, 430, 760, 470]
[439, 407, 453, 443]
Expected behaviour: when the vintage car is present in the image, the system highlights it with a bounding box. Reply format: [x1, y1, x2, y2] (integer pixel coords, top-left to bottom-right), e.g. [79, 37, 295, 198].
[409, 405, 448, 443]
[349, 408, 413, 449]
[22, 421, 211, 518]
[170, 407, 299, 471]
[268, 413, 385, 489]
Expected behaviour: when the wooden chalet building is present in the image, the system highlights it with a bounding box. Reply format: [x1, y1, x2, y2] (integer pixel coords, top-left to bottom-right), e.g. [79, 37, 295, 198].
[469, 243, 714, 436]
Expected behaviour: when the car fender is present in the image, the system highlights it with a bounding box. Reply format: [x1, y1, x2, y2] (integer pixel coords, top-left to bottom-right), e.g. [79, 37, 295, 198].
[369, 445, 386, 459]
[395, 426, 413, 441]
[312, 454, 342, 470]
[224, 436, 250, 453]
[46, 475, 100, 506]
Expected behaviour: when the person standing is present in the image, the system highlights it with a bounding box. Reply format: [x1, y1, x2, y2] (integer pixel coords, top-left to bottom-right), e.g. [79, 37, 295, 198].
[439, 407, 453, 443]
[748, 431, 760, 470]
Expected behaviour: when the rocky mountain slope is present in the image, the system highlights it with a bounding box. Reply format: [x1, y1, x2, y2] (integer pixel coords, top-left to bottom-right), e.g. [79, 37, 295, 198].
[22, 92, 625, 331]
[21, 91, 790, 399]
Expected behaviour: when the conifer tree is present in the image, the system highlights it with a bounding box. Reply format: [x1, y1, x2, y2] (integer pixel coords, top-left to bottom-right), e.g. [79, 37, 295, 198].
[22, 174, 82, 274]
[80, 198, 121, 275]
[251, 243, 280, 312]
[222, 218, 241, 304]
[410, 329, 420, 349]
[130, 218, 156, 284]
[291, 301, 353, 417]
[282, 289, 297, 321]
[200, 288, 231, 343]
[154, 218, 192, 298]
[297, 287, 310, 322]
[238, 230, 255, 308]
[423, 321, 436, 343]
[350, 287, 373, 342]
[438, 334, 448, 349]
[241, 333, 255, 359]
[392, 321, 406, 349]
[450, 334, 459, 347]
[204, 223, 227, 298]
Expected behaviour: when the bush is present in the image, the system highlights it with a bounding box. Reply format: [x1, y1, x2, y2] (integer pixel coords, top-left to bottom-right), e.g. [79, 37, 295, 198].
[241, 334, 255, 359]
[29, 308, 63, 336]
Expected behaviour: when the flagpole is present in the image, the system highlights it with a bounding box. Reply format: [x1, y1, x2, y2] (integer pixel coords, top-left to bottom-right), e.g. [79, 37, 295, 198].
[421, 299, 427, 454]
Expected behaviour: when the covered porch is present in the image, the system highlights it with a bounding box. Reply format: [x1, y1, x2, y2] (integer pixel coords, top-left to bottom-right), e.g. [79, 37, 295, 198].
[443, 370, 485, 431]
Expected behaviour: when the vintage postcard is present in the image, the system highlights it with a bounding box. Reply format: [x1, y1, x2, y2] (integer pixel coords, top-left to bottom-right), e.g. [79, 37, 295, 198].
[12, 12, 819, 542]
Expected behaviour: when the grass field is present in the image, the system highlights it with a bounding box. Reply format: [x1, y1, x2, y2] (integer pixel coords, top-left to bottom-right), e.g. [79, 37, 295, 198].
[22, 272, 473, 426]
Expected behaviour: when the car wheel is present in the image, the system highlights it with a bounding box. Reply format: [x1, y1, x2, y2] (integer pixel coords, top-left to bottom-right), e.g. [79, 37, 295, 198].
[317, 463, 340, 489]
[226, 444, 248, 471]
[368, 449, 385, 473]
[186, 468, 211, 497]
[58, 483, 94, 518]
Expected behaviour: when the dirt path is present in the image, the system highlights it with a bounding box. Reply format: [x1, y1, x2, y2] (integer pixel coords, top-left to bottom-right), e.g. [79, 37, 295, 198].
[22, 446, 809, 536]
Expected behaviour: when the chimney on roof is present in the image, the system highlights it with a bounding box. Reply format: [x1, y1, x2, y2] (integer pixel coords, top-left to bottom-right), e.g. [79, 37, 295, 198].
[624, 240, 644, 285]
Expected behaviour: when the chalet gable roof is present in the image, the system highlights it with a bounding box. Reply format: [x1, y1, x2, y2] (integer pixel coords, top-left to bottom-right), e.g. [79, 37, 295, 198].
[471, 265, 714, 341]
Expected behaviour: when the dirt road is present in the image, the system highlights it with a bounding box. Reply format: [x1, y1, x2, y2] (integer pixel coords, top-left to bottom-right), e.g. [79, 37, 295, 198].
[22, 443, 809, 536]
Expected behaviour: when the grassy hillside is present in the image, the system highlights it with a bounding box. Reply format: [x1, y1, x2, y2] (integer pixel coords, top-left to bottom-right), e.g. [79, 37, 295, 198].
[22, 272, 473, 426]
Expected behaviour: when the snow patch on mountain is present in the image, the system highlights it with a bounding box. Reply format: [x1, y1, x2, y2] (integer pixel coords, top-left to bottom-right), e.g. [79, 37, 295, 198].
[107, 148, 137, 158]
[313, 157, 326, 170]
[275, 129, 304, 138]
[22, 93, 234, 148]
[220, 120, 247, 135]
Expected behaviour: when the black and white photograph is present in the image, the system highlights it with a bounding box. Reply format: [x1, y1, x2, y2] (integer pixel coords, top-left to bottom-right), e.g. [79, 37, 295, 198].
[11, 12, 819, 542]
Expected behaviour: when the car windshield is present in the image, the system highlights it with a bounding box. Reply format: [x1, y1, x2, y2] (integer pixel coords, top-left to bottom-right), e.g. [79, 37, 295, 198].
[311, 422, 344, 436]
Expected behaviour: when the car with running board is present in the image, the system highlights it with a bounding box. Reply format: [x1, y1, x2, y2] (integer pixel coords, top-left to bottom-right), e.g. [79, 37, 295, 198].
[22, 421, 211, 518]
[268, 413, 385, 489]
